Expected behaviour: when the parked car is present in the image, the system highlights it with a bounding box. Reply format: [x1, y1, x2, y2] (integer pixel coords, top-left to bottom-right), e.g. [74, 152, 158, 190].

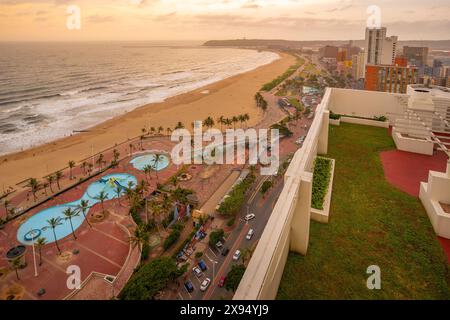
[200, 278, 211, 291]
[198, 260, 208, 271]
[192, 266, 203, 278]
[218, 276, 227, 288]
[221, 247, 230, 256]
[246, 229, 254, 240]
[233, 250, 241, 261]
[184, 281, 194, 293]
[245, 214, 256, 221]
[215, 241, 223, 249]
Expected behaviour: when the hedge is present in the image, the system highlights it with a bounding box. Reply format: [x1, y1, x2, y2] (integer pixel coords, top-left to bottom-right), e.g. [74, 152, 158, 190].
[261, 58, 304, 91]
[311, 157, 332, 210]
[217, 173, 256, 216]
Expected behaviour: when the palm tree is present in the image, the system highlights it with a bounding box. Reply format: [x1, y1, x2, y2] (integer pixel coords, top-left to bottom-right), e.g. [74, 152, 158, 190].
[129, 143, 133, 157]
[94, 190, 108, 213]
[152, 154, 164, 181]
[113, 149, 120, 162]
[225, 118, 232, 129]
[46, 217, 63, 254]
[114, 185, 123, 206]
[46, 175, 54, 193]
[55, 171, 63, 189]
[238, 114, 245, 128]
[139, 135, 144, 149]
[68, 160, 76, 179]
[217, 116, 225, 131]
[232, 116, 239, 129]
[129, 225, 149, 254]
[175, 121, 185, 130]
[96, 154, 104, 169]
[166, 127, 172, 136]
[11, 257, 22, 280]
[158, 126, 164, 134]
[243, 113, 250, 128]
[63, 208, 80, 240]
[76, 200, 91, 228]
[35, 237, 47, 266]
[81, 162, 88, 175]
[143, 165, 151, 183]
[204, 116, 215, 129]
[150, 127, 156, 135]
[29, 178, 39, 202]
[3, 199, 10, 213]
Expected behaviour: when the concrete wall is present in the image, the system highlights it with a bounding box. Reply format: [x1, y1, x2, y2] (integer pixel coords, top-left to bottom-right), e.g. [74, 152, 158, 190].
[392, 129, 434, 156]
[328, 88, 406, 125]
[340, 116, 390, 128]
[233, 88, 332, 300]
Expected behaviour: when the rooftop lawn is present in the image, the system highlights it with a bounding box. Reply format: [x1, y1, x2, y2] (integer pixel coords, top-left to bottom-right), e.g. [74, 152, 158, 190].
[277, 123, 450, 299]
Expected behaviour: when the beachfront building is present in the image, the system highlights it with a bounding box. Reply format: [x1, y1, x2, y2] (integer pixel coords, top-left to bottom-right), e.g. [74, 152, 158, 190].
[233, 85, 450, 300]
[364, 64, 418, 93]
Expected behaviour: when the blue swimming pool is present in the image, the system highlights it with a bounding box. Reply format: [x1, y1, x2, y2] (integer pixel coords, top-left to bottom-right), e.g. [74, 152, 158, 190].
[130, 153, 170, 171]
[17, 173, 137, 245]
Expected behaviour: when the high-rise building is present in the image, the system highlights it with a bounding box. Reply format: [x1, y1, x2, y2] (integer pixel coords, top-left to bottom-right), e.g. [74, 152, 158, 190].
[365, 64, 418, 94]
[365, 27, 398, 65]
[395, 56, 408, 67]
[352, 51, 366, 80]
[319, 46, 339, 59]
[363, 27, 398, 78]
[403, 46, 429, 67]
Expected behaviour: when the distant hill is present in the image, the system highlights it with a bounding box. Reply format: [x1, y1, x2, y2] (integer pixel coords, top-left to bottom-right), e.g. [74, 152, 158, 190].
[203, 39, 450, 51]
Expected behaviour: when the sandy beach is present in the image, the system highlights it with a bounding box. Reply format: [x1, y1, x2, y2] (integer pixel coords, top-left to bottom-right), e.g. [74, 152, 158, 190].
[0, 52, 295, 190]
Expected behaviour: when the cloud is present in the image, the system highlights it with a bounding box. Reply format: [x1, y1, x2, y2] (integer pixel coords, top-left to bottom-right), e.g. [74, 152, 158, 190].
[87, 14, 116, 24]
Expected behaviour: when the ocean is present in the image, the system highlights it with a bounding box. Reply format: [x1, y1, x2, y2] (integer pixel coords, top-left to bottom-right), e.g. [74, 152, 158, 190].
[0, 42, 279, 156]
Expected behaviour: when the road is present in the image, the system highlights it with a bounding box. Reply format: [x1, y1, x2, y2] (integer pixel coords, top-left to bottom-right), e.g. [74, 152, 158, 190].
[176, 174, 285, 301]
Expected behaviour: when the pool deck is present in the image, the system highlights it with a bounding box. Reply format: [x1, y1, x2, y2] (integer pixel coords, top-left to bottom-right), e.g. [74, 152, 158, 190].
[0, 138, 179, 300]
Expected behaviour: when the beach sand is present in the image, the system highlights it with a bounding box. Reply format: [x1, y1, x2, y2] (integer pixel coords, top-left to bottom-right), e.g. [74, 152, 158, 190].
[0, 52, 295, 190]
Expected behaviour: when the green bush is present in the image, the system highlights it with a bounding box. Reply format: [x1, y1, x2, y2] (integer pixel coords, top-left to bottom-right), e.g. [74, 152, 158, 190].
[218, 173, 256, 216]
[260, 180, 273, 195]
[209, 229, 225, 247]
[141, 242, 150, 261]
[163, 224, 184, 251]
[311, 157, 332, 210]
[119, 257, 183, 300]
[225, 264, 246, 292]
[329, 111, 341, 120]
[261, 58, 304, 91]
[373, 115, 387, 122]
[226, 217, 235, 227]
[195, 252, 203, 259]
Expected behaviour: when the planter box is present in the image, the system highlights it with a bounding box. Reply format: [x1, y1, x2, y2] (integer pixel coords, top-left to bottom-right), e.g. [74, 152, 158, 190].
[340, 116, 389, 128]
[311, 158, 335, 224]
[330, 118, 340, 126]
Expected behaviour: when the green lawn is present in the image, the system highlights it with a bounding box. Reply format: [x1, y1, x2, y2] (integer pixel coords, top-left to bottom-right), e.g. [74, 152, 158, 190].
[277, 123, 450, 299]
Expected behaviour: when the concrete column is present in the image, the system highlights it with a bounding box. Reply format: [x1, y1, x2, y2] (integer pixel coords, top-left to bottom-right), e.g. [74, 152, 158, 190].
[318, 110, 330, 155]
[290, 172, 312, 255]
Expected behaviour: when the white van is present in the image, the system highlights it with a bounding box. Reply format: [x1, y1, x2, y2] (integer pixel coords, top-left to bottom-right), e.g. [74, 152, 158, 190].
[246, 229, 254, 240]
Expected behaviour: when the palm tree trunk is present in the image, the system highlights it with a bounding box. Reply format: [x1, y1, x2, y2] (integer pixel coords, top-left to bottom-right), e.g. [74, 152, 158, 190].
[82, 211, 92, 228]
[15, 268, 20, 280]
[38, 249, 42, 266]
[69, 219, 77, 240]
[53, 229, 61, 254]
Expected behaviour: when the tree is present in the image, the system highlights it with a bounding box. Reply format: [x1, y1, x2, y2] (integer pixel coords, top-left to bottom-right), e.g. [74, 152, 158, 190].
[225, 264, 246, 292]
[94, 190, 108, 213]
[68, 160, 76, 179]
[28, 178, 39, 202]
[55, 171, 63, 189]
[96, 154, 104, 169]
[175, 122, 185, 130]
[217, 116, 225, 131]
[204, 116, 215, 129]
[209, 229, 224, 247]
[63, 208, 79, 240]
[232, 116, 239, 129]
[119, 257, 185, 300]
[152, 154, 164, 180]
[46, 217, 63, 254]
[114, 184, 123, 206]
[76, 200, 91, 228]
[35, 237, 47, 266]
[3, 199, 10, 213]
[158, 126, 164, 134]
[129, 225, 149, 253]
[46, 175, 54, 193]
[260, 180, 273, 196]
[81, 162, 88, 175]
[11, 257, 22, 280]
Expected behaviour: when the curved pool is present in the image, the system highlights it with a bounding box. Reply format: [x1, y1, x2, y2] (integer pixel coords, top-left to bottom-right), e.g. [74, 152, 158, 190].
[130, 153, 170, 171]
[17, 173, 137, 245]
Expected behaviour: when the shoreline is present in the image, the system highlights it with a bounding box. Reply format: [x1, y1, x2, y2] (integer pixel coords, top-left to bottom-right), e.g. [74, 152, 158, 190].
[0, 51, 295, 190]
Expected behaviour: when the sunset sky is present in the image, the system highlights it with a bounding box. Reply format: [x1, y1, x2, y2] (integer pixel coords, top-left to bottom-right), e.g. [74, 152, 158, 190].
[0, 0, 449, 41]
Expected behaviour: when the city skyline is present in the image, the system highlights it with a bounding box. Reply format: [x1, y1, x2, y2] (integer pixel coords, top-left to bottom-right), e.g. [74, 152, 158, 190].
[0, 0, 449, 41]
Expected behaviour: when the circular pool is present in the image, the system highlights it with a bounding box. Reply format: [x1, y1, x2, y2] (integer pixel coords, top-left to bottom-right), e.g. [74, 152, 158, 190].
[130, 153, 170, 171]
[17, 173, 137, 245]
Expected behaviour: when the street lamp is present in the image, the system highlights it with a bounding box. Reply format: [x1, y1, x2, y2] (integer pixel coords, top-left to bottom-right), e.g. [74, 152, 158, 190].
[206, 256, 218, 284]
[30, 229, 38, 277]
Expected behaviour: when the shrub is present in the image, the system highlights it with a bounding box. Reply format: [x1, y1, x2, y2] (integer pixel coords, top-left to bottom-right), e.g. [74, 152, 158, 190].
[195, 252, 203, 259]
[260, 180, 273, 195]
[261, 58, 304, 91]
[141, 242, 150, 261]
[163, 224, 184, 251]
[218, 173, 256, 216]
[329, 111, 341, 120]
[311, 157, 332, 210]
[209, 229, 225, 247]
[226, 217, 235, 227]
[373, 115, 387, 122]
[119, 257, 183, 300]
[130, 207, 143, 226]
[225, 264, 246, 292]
